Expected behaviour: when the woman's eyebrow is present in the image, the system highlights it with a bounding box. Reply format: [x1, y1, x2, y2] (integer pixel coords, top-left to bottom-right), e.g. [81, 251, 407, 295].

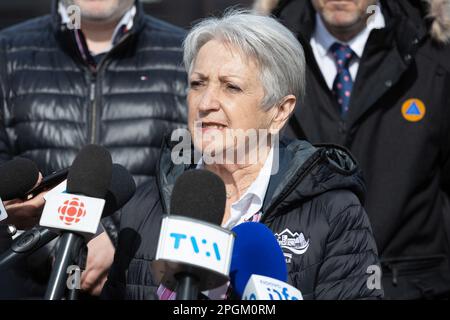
[219, 74, 245, 82]
[191, 72, 245, 82]
[190, 71, 207, 79]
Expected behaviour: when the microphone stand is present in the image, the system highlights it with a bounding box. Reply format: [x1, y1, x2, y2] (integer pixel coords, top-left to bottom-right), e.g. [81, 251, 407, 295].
[67, 241, 87, 300]
[44, 232, 85, 300]
[1, 224, 102, 299]
[0, 226, 59, 271]
[176, 272, 200, 300]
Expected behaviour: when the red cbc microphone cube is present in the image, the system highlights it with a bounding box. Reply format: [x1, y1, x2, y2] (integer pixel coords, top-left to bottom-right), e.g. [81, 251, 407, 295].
[58, 197, 86, 225]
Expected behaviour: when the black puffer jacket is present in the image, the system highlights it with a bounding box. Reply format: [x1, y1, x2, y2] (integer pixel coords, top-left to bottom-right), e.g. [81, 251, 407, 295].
[0, 0, 187, 187]
[272, 0, 450, 299]
[0, 0, 188, 241]
[102, 137, 383, 300]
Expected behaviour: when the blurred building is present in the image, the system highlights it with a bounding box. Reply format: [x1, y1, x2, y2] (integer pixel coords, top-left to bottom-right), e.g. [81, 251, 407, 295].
[0, 0, 254, 30]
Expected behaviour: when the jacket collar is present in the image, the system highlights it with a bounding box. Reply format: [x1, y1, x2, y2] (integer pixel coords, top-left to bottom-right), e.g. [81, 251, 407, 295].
[274, 0, 427, 58]
[156, 134, 366, 223]
[266, 0, 450, 44]
[260, 139, 365, 223]
[50, 0, 146, 69]
[312, 6, 385, 59]
[51, 0, 146, 35]
[275, 0, 428, 130]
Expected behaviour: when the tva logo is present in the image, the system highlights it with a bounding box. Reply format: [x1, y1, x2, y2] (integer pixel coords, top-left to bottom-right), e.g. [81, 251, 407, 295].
[58, 197, 86, 225]
[169, 233, 221, 261]
[246, 287, 299, 301]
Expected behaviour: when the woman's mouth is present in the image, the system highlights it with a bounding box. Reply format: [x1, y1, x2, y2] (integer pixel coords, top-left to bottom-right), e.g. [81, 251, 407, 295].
[200, 122, 227, 132]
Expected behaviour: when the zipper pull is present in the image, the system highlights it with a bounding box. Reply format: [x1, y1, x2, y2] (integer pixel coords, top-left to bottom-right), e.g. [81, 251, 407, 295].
[391, 265, 398, 287]
[90, 82, 95, 101]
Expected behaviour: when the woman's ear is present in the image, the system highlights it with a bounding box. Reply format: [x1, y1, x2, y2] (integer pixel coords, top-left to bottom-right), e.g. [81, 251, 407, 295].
[268, 95, 296, 134]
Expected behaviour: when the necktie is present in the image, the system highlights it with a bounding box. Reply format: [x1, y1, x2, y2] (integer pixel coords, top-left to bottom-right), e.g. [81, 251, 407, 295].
[330, 42, 355, 117]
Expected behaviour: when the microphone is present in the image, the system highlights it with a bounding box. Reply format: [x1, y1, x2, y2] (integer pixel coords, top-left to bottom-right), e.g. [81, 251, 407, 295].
[0, 157, 40, 201]
[0, 157, 40, 222]
[40, 145, 112, 236]
[102, 163, 136, 219]
[151, 169, 235, 300]
[0, 163, 136, 272]
[241, 274, 303, 300]
[41, 144, 112, 300]
[230, 222, 303, 300]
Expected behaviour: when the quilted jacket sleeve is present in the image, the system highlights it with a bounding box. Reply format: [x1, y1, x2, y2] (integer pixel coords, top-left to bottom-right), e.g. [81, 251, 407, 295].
[314, 190, 384, 299]
[0, 37, 14, 163]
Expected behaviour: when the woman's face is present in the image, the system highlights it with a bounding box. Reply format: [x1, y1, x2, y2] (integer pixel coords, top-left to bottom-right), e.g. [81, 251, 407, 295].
[187, 40, 275, 161]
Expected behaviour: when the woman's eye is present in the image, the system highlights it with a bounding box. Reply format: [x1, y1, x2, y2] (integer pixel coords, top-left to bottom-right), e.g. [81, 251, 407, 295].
[227, 84, 242, 92]
[190, 80, 203, 88]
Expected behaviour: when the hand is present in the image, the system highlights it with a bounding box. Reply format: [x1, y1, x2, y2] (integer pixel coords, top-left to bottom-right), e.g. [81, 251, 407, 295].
[81, 231, 115, 296]
[4, 172, 46, 229]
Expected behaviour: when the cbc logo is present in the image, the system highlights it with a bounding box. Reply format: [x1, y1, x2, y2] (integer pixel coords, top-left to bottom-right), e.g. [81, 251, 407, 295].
[58, 197, 86, 225]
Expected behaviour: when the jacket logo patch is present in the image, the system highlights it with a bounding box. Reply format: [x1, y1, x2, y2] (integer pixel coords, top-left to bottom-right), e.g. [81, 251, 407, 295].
[275, 229, 310, 263]
[401, 98, 426, 122]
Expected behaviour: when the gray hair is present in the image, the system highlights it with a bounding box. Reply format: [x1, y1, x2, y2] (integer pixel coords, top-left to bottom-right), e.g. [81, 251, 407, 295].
[183, 9, 306, 110]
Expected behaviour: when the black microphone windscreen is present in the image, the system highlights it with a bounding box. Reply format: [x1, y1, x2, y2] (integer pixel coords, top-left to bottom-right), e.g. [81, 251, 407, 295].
[66, 144, 112, 199]
[170, 169, 225, 225]
[102, 163, 136, 218]
[0, 157, 40, 201]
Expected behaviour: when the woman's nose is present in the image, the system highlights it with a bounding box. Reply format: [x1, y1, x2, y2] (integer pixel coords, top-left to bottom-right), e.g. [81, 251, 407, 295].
[197, 87, 221, 112]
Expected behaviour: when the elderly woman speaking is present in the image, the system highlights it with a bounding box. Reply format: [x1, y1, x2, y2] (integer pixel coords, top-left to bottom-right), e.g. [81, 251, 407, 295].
[102, 10, 383, 300]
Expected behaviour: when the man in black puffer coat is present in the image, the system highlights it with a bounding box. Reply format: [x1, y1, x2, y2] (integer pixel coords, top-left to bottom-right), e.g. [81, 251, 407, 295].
[0, 0, 187, 189]
[0, 0, 187, 298]
[102, 137, 383, 300]
[263, 0, 450, 299]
